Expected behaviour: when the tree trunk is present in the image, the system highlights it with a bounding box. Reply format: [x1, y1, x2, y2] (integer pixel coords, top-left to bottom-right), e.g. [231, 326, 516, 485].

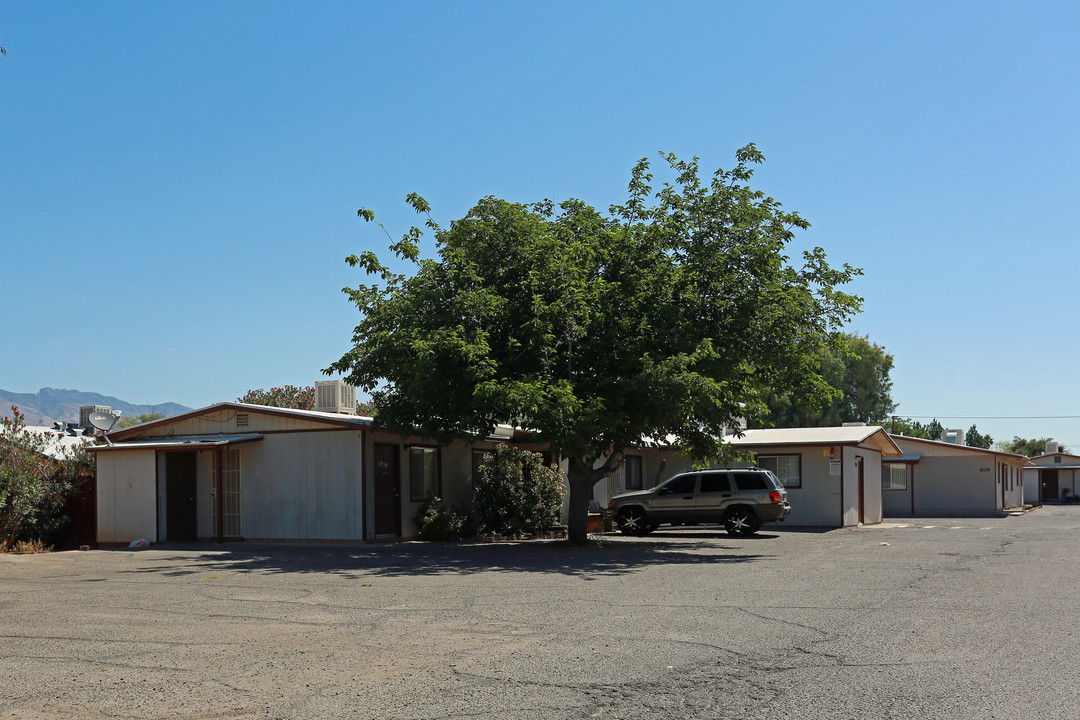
[566, 472, 594, 545]
[565, 456, 618, 545]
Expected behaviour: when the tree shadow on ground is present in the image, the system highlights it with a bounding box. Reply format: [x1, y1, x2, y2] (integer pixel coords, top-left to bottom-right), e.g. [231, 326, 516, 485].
[114, 536, 774, 579]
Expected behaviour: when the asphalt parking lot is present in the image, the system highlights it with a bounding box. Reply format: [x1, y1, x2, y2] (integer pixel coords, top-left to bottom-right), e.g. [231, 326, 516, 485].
[3, 507, 1079, 720]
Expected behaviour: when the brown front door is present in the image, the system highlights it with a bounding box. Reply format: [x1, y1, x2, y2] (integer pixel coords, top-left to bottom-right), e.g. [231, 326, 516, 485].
[1043, 469, 1059, 502]
[165, 452, 198, 541]
[373, 443, 401, 536]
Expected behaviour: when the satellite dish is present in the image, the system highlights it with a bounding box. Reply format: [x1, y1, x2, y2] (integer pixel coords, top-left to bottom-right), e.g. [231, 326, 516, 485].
[88, 411, 120, 432]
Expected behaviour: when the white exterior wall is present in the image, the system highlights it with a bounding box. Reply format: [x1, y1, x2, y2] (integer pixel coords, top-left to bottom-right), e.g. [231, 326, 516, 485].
[784, 448, 842, 527]
[242, 430, 364, 540]
[839, 446, 883, 527]
[96, 451, 157, 543]
[888, 439, 1027, 515]
[1023, 468, 1040, 503]
[912, 456, 996, 514]
[1000, 461, 1024, 509]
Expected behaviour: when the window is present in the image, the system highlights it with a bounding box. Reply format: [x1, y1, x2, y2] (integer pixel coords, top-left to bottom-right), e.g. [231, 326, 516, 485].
[664, 474, 697, 494]
[757, 455, 801, 488]
[700, 472, 731, 493]
[409, 446, 440, 501]
[882, 463, 909, 491]
[732, 471, 769, 491]
[624, 455, 643, 491]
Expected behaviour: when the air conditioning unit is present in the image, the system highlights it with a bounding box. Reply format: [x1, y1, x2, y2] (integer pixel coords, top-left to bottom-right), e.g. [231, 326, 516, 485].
[1046, 441, 1060, 455]
[842, 422, 866, 427]
[79, 405, 111, 429]
[315, 380, 357, 415]
[943, 429, 965, 446]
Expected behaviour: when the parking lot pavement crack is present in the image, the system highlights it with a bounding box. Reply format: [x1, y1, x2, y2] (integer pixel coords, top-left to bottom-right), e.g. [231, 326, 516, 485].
[735, 607, 835, 638]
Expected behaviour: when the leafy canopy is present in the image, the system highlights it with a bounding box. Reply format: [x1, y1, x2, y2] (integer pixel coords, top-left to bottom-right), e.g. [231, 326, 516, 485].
[328, 146, 863, 542]
[762, 332, 895, 427]
[999, 436, 1065, 457]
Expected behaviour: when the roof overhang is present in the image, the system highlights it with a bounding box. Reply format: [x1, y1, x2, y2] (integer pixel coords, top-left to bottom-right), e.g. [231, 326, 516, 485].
[88, 433, 264, 452]
[726, 426, 904, 457]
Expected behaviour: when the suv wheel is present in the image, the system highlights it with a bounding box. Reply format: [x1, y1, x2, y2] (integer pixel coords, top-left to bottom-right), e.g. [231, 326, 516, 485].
[617, 507, 649, 536]
[724, 507, 759, 537]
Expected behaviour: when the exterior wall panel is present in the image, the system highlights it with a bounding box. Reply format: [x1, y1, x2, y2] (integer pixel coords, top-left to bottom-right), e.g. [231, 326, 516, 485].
[241, 430, 364, 540]
[96, 451, 157, 543]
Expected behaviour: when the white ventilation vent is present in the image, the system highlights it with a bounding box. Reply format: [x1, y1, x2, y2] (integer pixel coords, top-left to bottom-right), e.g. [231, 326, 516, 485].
[236, 413, 249, 427]
[841, 422, 866, 427]
[315, 380, 357, 414]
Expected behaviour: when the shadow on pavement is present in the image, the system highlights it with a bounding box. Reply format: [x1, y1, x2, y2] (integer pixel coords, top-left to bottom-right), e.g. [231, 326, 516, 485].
[114, 537, 774, 579]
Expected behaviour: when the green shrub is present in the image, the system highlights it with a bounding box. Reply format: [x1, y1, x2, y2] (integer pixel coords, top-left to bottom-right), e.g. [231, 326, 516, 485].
[0, 406, 90, 550]
[473, 445, 566, 536]
[413, 497, 473, 541]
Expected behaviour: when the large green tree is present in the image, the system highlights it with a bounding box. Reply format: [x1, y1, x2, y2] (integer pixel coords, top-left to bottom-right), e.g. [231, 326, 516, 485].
[763, 333, 895, 427]
[328, 146, 862, 544]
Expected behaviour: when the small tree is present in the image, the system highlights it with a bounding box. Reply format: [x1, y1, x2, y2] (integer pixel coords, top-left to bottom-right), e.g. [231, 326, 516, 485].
[473, 445, 565, 536]
[0, 406, 92, 549]
[237, 385, 316, 410]
[965, 424, 993, 449]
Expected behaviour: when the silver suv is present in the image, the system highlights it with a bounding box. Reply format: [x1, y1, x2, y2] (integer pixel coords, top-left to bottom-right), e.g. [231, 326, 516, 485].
[608, 468, 791, 536]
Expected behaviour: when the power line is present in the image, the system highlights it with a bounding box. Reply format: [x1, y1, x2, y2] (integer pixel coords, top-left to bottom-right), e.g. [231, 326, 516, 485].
[895, 415, 1080, 420]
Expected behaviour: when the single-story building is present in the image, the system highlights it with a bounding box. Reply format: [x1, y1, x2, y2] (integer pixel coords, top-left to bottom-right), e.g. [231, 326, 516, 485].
[590, 426, 903, 528]
[1023, 452, 1080, 504]
[91, 401, 522, 544]
[883, 436, 1028, 516]
[723, 426, 902, 527]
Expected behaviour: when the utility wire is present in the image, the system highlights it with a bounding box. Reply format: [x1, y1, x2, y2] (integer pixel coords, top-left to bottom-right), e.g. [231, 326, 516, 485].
[895, 415, 1080, 420]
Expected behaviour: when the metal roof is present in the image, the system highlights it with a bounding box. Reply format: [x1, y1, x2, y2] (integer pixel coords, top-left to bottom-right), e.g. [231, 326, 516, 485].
[890, 435, 1030, 463]
[88, 433, 264, 452]
[725, 426, 903, 456]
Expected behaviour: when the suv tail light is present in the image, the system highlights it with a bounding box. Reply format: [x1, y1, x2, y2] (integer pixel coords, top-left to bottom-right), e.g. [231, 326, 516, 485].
[769, 491, 783, 504]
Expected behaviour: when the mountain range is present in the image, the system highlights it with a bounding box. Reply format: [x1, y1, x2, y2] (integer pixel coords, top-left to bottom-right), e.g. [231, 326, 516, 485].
[0, 387, 193, 427]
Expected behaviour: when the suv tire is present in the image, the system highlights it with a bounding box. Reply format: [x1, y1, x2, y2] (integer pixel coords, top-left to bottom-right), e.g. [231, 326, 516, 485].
[617, 507, 650, 536]
[723, 507, 759, 537]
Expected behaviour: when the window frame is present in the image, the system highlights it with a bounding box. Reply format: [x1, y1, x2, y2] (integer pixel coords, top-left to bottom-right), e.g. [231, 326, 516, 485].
[757, 454, 801, 489]
[407, 444, 442, 502]
[882, 462, 910, 491]
[623, 455, 643, 491]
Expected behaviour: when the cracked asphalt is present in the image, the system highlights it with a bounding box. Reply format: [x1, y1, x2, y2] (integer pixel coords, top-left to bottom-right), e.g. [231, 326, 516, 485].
[2, 507, 1079, 719]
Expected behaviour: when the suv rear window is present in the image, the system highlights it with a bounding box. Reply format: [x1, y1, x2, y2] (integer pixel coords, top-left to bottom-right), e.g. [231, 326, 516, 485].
[731, 471, 769, 491]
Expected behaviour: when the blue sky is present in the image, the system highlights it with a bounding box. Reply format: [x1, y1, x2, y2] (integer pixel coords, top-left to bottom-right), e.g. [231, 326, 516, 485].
[3, 1, 1078, 447]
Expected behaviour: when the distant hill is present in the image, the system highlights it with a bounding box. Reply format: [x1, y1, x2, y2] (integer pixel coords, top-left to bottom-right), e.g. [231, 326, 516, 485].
[0, 387, 193, 427]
